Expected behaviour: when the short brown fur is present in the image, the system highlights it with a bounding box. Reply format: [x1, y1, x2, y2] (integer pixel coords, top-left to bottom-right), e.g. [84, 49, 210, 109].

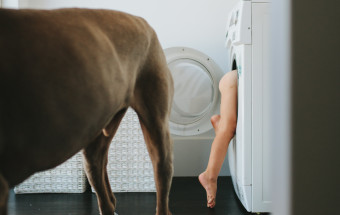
[0, 8, 174, 215]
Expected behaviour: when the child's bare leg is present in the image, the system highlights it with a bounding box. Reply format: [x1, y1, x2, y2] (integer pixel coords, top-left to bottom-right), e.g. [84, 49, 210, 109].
[199, 70, 238, 208]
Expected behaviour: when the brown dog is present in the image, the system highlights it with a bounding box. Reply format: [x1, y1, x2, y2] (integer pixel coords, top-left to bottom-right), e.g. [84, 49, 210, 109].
[0, 8, 174, 215]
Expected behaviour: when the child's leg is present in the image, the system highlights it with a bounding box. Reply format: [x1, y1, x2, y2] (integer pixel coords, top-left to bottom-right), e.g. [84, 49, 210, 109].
[199, 70, 238, 208]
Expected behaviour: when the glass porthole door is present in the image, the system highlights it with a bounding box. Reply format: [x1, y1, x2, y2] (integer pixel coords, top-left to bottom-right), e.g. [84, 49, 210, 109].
[164, 47, 224, 136]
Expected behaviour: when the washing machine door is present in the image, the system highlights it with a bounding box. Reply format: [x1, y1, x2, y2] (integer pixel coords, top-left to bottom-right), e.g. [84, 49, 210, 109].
[164, 47, 224, 136]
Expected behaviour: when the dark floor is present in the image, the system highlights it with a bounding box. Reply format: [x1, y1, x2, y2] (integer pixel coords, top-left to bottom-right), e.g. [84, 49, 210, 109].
[8, 177, 255, 215]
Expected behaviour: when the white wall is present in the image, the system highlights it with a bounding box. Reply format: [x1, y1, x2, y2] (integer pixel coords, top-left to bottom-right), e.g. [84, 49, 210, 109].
[1, 0, 19, 8]
[19, 0, 238, 73]
[17, 0, 238, 176]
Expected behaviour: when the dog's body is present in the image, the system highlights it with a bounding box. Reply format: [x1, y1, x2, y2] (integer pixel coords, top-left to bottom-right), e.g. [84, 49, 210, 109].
[0, 8, 173, 215]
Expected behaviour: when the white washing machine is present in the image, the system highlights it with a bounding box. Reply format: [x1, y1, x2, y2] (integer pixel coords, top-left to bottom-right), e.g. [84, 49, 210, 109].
[225, 0, 272, 212]
[164, 47, 226, 176]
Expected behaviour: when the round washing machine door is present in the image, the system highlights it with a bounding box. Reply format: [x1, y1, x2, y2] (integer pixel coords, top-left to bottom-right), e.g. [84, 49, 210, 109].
[164, 47, 224, 136]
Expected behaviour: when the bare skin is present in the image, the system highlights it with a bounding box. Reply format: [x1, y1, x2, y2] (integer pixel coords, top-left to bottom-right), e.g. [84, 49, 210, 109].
[199, 70, 238, 208]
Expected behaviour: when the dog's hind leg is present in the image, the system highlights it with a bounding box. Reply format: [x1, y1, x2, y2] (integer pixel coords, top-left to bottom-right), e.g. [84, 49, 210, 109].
[135, 101, 173, 215]
[132, 55, 174, 214]
[0, 173, 9, 215]
[83, 108, 127, 215]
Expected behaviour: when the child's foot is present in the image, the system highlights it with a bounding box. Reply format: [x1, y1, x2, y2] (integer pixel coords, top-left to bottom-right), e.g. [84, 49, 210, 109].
[198, 172, 217, 208]
[210, 115, 221, 132]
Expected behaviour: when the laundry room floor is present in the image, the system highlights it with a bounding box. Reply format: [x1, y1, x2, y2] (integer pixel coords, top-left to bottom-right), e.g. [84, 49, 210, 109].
[8, 177, 258, 215]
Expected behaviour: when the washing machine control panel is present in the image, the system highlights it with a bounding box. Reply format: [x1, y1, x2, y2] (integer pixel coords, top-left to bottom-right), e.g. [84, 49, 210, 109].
[225, 1, 251, 48]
